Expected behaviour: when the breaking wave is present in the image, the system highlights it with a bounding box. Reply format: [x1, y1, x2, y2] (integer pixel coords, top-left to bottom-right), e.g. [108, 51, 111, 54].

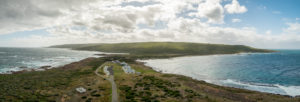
[0, 48, 101, 74]
[140, 50, 300, 97]
[216, 79, 300, 96]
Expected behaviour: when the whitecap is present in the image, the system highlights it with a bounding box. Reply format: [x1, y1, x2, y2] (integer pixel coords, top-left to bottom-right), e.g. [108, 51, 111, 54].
[0, 67, 22, 74]
[217, 79, 300, 97]
[8, 55, 18, 58]
[276, 85, 300, 97]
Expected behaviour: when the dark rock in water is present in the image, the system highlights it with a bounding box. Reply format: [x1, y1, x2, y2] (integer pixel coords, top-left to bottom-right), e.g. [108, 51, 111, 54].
[94, 54, 107, 56]
[40, 66, 51, 69]
[11, 70, 27, 74]
[19, 66, 27, 69]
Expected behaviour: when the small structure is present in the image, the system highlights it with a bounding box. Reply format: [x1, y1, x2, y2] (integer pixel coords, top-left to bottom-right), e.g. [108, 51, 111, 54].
[120, 62, 127, 66]
[113, 60, 141, 74]
[115, 60, 121, 64]
[103, 66, 110, 76]
[120, 61, 136, 74]
[76, 87, 86, 93]
[122, 65, 135, 74]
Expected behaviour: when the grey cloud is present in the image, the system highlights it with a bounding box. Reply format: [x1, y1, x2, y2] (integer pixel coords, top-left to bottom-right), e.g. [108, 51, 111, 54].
[121, 1, 160, 7]
[206, 7, 223, 21]
[0, 0, 98, 35]
[196, 0, 224, 23]
[2, 0, 300, 49]
[102, 14, 136, 29]
[90, 13, 137, 32]
[71, 4, 163, 33]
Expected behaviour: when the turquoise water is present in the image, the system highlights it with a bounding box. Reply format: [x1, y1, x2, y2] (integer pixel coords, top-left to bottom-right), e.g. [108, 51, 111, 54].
[0, 48, 100, 74]
[141, 50, 300, 96]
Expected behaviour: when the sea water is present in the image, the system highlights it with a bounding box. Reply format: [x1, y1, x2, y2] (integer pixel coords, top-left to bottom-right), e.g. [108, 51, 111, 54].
[140, 50, 300, 96]
[0, 47, 100, 74]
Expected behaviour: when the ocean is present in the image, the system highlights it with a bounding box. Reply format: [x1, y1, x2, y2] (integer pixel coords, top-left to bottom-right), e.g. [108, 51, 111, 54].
[140, 50, 300, 96]
[1, 48, 299, 96]
[0, 47, 100, 74]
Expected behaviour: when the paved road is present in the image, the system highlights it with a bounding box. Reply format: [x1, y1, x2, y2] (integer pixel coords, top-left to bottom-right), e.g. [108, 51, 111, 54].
[94, 63, 106, 78]
[95, 62, 119, 102]
[108, 76, 118, 102]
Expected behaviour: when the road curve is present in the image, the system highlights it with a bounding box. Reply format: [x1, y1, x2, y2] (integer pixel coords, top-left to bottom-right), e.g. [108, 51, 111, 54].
[108, 76, 118, 102]
[95, 62, 119, 102]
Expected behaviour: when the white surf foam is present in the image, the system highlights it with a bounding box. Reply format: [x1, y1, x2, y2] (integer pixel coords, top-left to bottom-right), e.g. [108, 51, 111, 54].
[8, 55, 18, 58]
[139, 54, 300, 97]
[276, 85, 300, 97]
[0, 49, 101, 74]
[0, 67, 22, 74]
[218, 79, 300, 97]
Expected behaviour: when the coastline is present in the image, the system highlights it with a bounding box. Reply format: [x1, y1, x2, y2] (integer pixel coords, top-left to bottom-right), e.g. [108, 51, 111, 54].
[137, 52, 300, 97]
[1, 56, 300, 101]
[136, 51, 277, 60]
[3, 55, 299, 98]
[0, 47, 102, 74]
[0, 57, 100, 75]
[1, 45, 299, 101]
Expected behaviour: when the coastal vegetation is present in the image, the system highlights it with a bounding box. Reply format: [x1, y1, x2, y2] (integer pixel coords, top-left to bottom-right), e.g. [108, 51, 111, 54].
[109, 58, 300, 102]
[1, 42, 296, 102]
[0, 58, 111, 102]
[0, 57, 299, 102]
[50, 42, 274, 58]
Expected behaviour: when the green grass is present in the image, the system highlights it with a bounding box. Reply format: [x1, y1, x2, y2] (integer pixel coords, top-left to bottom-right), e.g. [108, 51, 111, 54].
[50, 42, 274, 57]
[113, 60, 300, 102]
[130, 63, 157, 74]
[0, 58, 111, 102]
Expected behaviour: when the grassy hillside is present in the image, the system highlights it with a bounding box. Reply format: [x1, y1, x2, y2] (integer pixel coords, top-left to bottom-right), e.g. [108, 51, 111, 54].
[50, 42, 273, 56]
[0, 58, 112, 102]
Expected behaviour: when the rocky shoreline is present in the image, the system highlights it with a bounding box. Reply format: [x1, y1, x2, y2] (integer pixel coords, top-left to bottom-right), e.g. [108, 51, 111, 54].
[4, 56, 300, 98]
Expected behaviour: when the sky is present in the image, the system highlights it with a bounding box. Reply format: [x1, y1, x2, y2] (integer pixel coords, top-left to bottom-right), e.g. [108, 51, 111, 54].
[0, 0, 300, 49]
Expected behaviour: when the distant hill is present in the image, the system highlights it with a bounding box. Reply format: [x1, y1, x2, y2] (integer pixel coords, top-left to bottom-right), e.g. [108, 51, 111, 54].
[50, 42, 274, 56]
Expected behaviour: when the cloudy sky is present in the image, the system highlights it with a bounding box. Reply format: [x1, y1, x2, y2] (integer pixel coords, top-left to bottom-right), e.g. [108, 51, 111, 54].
[0, 0, 300, 49]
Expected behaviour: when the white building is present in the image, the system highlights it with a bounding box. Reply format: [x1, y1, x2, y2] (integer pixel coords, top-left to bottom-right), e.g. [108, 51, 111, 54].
[121, 62, 136, 74]
[122, 65, 135, 74]
[76, 87, 86, 93]
[115, 60, 121, 64]
[120, 62, 127, 66]
[103, 66, 110, 76]
[114, 60, 141, 74]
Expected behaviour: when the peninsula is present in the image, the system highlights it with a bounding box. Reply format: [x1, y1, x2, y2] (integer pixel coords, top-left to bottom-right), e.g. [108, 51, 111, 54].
[1, 42, 297, 102]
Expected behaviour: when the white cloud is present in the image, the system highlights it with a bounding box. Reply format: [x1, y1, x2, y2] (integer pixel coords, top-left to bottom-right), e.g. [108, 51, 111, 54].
[0, 0, 98, 35]
[1, 0, 300, 49]
[283, 23, 300, 34]
[191, 0, 246, 23]
[87, 5, 163, 33]
[232, 18, 242, 23]
[265, 30, 272, 35]
[225, 0, 247, 14]
[196, 0, 224, 23]
[8, 18, 300, 49]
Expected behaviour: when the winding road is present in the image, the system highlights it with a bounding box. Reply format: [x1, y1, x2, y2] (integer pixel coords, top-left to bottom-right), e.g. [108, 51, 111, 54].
[95, 62, 119, 102]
